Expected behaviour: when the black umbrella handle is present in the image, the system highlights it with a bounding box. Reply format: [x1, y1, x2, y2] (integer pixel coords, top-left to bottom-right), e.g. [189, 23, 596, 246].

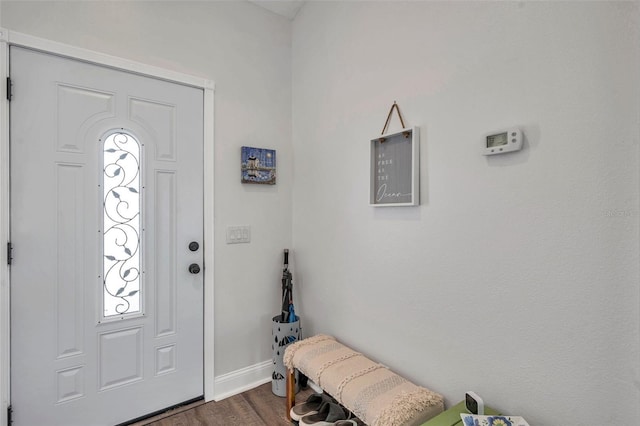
[283, 249, 289, 268]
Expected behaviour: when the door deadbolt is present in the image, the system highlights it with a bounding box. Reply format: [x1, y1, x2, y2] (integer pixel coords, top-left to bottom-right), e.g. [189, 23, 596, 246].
[189, 241, 199, 252]
[188, 263, 201, 274]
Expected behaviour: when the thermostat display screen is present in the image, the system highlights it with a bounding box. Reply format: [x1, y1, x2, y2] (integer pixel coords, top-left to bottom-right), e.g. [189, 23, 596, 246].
[487, 132, 508, 148]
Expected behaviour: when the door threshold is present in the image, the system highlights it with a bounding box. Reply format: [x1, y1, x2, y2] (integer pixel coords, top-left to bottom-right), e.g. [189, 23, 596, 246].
[118, 396, 205, 426]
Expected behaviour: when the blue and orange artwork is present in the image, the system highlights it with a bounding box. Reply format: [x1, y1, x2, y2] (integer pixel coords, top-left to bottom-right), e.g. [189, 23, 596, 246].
[241, 146, 276, 185]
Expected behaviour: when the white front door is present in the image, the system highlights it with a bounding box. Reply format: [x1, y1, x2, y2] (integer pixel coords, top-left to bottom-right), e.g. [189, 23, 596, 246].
[9, 46, 204, 426]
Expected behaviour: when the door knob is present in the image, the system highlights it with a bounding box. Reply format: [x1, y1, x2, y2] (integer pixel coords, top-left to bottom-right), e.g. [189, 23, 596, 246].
[188, 263, 201, 274]
[189, 241, 199, 252]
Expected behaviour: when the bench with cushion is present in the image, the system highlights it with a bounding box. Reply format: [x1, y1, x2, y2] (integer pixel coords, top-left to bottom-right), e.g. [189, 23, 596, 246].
[284, 334, 444, 426]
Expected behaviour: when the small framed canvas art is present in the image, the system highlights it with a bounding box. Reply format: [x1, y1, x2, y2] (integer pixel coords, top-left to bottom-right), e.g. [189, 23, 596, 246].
[241, 146, 276, 185]
[370, 127, 419, 206]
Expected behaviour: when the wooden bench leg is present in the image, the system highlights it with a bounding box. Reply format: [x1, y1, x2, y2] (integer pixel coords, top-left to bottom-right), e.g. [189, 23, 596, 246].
[286, 368, 295, 421]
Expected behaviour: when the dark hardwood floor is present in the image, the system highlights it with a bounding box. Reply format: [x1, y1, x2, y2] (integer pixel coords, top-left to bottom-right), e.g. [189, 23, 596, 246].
[134, 383, 313, 426]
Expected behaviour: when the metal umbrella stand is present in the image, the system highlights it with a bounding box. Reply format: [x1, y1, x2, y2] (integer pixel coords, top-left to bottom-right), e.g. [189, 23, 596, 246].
[271, 249, 301, 397]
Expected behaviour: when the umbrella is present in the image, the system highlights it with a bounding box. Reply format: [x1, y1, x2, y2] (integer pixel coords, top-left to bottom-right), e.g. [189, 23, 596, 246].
[281, 249, 294, 322]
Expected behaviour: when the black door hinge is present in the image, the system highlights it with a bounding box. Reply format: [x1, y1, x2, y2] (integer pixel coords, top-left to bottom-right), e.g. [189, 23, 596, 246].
[7, 405, 12, 425]
[7, 242, 12, 265]
[6, 77, 12, 101]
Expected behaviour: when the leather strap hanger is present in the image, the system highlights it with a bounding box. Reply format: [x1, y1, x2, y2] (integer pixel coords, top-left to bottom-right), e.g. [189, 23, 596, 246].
[379, 101, 409, 142]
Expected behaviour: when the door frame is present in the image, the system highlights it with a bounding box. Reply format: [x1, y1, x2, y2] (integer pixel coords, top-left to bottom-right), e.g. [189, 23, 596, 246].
[0, 28, 216, 426]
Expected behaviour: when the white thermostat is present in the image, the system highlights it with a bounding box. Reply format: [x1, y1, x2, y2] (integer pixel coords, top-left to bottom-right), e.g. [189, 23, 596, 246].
[483, 128, 523, 155]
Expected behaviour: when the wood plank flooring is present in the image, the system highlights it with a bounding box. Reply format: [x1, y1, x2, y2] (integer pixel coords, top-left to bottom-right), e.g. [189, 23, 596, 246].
[133, 383, 313, 426]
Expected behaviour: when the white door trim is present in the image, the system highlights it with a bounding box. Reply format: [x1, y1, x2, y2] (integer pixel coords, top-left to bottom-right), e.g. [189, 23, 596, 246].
[0, 28, 216, 426]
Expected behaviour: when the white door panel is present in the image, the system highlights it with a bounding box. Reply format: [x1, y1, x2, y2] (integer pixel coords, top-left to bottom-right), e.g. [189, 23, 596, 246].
[10, 47, 204, 426]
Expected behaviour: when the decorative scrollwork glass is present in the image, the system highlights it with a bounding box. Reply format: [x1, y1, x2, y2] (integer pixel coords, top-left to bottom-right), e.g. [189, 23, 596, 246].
[102, 132, 141, 317]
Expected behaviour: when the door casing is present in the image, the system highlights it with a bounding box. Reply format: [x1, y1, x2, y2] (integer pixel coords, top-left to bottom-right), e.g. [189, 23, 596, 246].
[0, 28, 216, 426]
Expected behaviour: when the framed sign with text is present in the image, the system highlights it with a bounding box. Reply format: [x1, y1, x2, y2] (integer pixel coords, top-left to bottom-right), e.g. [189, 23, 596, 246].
[370, 127, 419, 206]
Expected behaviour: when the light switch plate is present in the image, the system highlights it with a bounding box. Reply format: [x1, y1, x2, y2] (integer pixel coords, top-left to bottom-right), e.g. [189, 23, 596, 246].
[226, 226, 251, 244]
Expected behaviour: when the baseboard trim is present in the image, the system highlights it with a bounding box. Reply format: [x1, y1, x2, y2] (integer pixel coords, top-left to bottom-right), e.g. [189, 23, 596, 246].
[213, 360, 272, 401]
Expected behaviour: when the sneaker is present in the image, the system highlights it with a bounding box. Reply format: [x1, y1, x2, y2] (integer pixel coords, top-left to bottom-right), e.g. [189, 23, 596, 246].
[290, 393, 332, 422]
[300, 402, 350, 426]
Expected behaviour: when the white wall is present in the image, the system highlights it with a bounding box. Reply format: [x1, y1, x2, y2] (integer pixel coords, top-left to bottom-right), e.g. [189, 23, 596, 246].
[292, 2, 640, 425]
[1, 0, 293, 383]
[2, 1, 640, 424]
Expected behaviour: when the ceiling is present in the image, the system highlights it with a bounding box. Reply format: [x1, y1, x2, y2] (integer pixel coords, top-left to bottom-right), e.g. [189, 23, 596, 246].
[248, 0, 306, 20]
